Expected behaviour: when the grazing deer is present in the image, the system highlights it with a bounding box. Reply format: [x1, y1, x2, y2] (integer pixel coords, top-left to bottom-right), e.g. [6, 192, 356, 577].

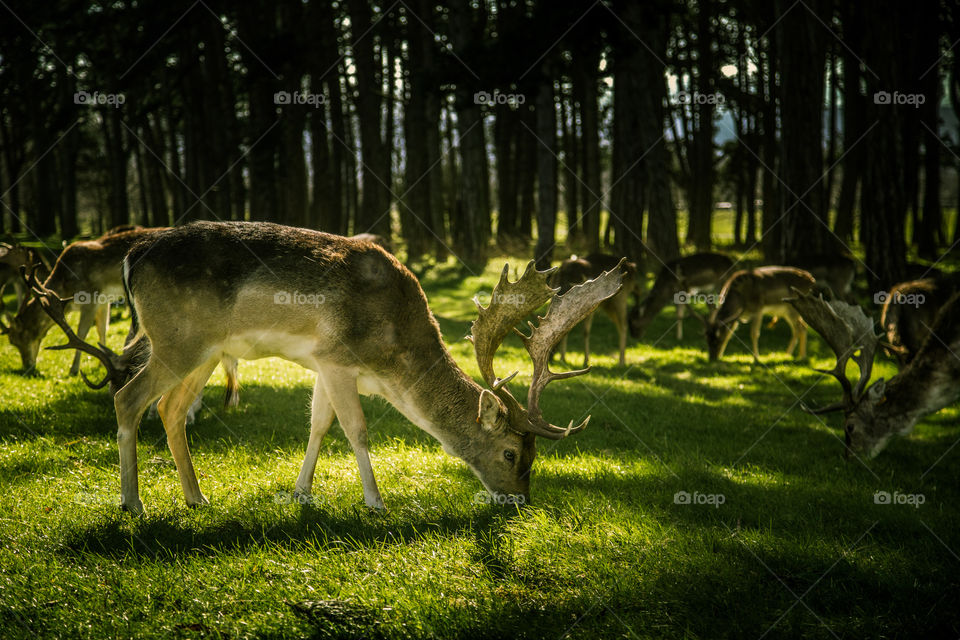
[703, 266, 816, 362]
[56, 221, 620, 515]
[2, 227, 240, 413]
[26, 273, 239, 423]
[879, 273, 960, 368]
[1, 227, 162, 374]
[788, 288, 960, 458]
[553, 254, 640, 366]
[0, 242, 51, 309]
[629, 252, 734, 340]
[791, 254, 857, 301]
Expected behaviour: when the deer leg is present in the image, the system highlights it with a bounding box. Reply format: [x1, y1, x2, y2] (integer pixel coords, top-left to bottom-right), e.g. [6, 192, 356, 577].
[95, 302, 110, 347]
[294, 376, 336, 497]
[558, 334, 568, 363]
[582, 313, 594, 368]
[784, 316, 798, 356]
[319, 368, 385, 510]
[676, 304, 685, 340]
[606, 301, 628, 366]
[222, 356, 240, 408]
[114, 360, 182, 515]
[156, 358, 219, 507]
[750, 312, 763, 362]
[68, 305, 99, 375]
[786, 313, 807, 358]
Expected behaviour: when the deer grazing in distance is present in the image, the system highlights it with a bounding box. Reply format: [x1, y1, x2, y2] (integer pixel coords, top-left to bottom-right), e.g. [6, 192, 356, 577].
[880, 273, 960, 368]
[60, 221, 621, 515]
[1, 242, 51, 309]
[3, 226, 239, 418]
[552, 253, 640, 366]
[26, 272, 239, 423]
[702, 266, 816, 362]
[1, 227, 162, 374]
[790, 254, 857, 302]
[629, 252, 734, 340]
[788, 288, 960, 458]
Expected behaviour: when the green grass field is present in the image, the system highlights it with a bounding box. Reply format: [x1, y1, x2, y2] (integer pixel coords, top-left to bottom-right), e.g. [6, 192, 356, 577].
[1, 253, 959, 639]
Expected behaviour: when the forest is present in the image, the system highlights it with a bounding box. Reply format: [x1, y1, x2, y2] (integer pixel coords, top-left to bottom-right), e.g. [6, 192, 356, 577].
[1, 0, 958, 286]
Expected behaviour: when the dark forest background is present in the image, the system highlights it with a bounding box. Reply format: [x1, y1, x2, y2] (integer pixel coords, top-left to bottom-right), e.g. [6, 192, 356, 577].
[1, 0, 960, 288]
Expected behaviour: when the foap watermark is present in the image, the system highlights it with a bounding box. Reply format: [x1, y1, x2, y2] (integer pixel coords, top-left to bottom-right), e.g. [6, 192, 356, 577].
[674, 291, 723, 305]
[73, 490, 115, 506]
[473, 90, 526, 108]
[873, 91, 925, 108]
[674, 490, 725, 508]
[274, 291, 326, 307]
[873, 490, 925, 508]
[274, 490, 326, 506]
[873, 291, 925, 307]
[274, 91, 325, 108]
[676, 91, 724, 105]
[474, 291, 527, 307]
[74, 291, 125, 305]
[473, 491, 526, 506]
[74, 90, 125, 107]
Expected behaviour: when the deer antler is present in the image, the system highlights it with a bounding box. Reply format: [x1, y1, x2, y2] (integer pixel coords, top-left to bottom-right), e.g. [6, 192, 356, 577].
[786, 287, 879, 413]
[469, 262, 558, 389]
[469, 260, 624, 439]
[23, 269, 126, 390]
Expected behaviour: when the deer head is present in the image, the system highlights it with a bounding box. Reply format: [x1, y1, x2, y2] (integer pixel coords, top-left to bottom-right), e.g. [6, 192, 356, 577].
[467, 260, 623, 498]
[20, 269, 128, 389]
[786, 288, 893, 457]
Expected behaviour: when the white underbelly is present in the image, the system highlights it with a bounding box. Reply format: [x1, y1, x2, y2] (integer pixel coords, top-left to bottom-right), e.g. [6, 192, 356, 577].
[221, 330, 320, 369]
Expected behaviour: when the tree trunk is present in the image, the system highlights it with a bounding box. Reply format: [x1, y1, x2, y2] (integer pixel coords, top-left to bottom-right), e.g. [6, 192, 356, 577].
[448, 1, 490, 268]
[861, 0, 908, 290]
[760, 37, 781, 259]
[917, 2, 943, 258]
[686, 0, 715, 252]
[348, 0, 392, 236]
[533, 75, 557, 270]
[776, 0, 831, 263]
[576, 48, 602, 253]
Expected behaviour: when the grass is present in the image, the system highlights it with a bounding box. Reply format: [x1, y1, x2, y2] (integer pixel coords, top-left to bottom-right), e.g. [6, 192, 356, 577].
[1, 253, 959, 639]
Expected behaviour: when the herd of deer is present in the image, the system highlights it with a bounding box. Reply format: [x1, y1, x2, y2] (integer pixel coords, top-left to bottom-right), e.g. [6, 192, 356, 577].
[1, 222, 958, 514]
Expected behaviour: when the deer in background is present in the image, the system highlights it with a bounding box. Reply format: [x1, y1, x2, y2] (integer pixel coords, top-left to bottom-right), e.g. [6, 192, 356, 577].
[3, 226, 240, 417]
[703, 266, 816, 362]
[789, 288, 960, 458]
[0, 242, 52, 309]
[629, 252, 734, 340]
[56, 221, 621, 515]
[552, 253, 640, 366]
[790, 254, 857, 302]
[27, 272, 239, 423]
[1, 227, 161, 374]
[879, 273, 960, 368]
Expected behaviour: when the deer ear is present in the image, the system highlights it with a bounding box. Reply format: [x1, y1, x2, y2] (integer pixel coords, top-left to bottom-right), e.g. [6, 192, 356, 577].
[477, 389, 503, 430]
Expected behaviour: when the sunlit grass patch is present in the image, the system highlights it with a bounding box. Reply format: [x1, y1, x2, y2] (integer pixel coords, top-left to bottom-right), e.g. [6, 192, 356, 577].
[0, 255, 958, 638]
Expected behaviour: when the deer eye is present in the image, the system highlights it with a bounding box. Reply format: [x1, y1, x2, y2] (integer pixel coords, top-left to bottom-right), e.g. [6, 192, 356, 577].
[503, 450, 516, 463]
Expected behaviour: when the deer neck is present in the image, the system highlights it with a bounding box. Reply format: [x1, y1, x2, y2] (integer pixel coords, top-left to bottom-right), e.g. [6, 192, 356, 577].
[882, 355, 960, 428]
[365, 344, 486, 463]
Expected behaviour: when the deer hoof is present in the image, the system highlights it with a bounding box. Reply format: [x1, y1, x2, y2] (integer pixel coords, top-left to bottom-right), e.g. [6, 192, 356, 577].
[187, 495, 211, 508]
[120, 500, 145, 516]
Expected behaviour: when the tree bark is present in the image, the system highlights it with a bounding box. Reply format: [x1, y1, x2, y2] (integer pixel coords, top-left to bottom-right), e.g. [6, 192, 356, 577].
[776, 0, 831, 262]
[533, 75, 558, 270]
